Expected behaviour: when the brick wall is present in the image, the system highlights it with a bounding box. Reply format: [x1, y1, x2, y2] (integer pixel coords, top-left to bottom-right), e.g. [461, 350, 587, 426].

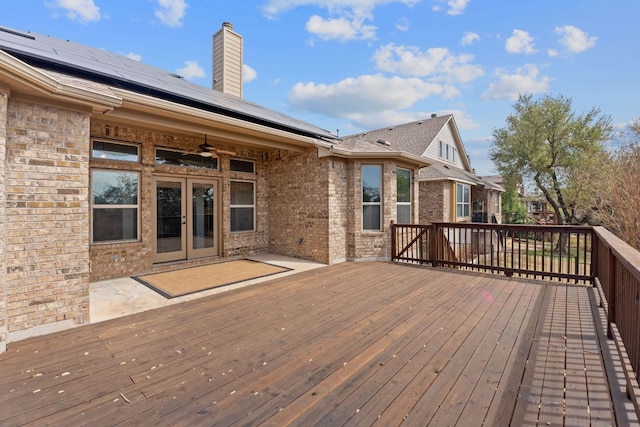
[0, 86, 8, 352]
[5, 98, 91, 341]
[419, 180, 451, 223]
[89, 120, 271, 280]
[327, 158, 349, 263]
[347, 161, 399, 261]
[267, 149, 332, 264]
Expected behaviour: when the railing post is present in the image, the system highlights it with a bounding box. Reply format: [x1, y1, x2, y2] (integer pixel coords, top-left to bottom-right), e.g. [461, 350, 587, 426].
[591, 229, 598, 286]
[607, 247, 617, 339]
[390, 221, 396, 261]
[429, 223, 437, 267]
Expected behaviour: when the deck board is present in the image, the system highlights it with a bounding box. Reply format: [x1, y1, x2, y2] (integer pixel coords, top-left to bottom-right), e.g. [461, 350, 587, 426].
[0, 262, 619, 426]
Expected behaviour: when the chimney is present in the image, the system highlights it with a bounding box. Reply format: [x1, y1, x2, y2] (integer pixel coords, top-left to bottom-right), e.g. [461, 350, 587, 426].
[212, 22, 243, 98]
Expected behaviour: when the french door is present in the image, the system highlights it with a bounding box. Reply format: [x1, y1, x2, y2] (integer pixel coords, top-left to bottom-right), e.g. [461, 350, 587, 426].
[153, 177, 219, 263]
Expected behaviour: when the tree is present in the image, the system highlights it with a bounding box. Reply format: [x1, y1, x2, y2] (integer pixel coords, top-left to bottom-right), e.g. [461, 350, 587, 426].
[501, 187, 529, 224]
[585, 120, 640, 250]
[490, 94, 612, 227]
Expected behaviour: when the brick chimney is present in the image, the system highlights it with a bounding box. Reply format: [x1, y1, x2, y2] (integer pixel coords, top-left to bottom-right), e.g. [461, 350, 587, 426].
[212, 22, 243, 98]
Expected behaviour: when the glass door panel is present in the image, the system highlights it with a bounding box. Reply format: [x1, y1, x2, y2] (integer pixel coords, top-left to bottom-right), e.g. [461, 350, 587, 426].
[188, 181, 217, 258]
[153, 177, 218, 263]
[154, 178, 186, 263]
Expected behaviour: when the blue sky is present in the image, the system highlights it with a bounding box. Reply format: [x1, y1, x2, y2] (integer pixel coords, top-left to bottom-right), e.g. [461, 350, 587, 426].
[3, 0, 639, 175]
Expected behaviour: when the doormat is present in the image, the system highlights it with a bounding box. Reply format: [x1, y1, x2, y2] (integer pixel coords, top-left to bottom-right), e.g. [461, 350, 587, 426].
[133, 259, 291, 299]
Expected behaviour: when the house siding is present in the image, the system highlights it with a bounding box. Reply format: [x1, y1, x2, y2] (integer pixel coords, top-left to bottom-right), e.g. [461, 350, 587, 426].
[4, 98, 91, 341]
[424, 125, 463, 169]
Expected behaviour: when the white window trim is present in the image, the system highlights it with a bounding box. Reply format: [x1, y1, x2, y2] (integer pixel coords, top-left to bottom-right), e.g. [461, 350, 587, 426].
[362, 165, 383, 231]
[456, 183, 471, 220]
[396, 168, 412, 224]
[438, 140, 458, 164]
[230, 179, 256, 233]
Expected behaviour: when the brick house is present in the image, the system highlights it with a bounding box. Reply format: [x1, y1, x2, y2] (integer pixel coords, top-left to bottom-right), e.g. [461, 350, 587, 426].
[342, 115, 504, 225]
[0, 24, 434, 350]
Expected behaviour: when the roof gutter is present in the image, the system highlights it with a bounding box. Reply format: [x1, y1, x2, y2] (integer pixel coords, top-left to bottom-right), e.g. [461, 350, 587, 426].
[108, 88, 322, 151]
[0, 50, 121, 113]
[315, 141, 432, 167]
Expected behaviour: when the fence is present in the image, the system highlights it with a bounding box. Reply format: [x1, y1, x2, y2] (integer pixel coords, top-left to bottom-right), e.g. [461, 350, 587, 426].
[392, 222, 594, 283]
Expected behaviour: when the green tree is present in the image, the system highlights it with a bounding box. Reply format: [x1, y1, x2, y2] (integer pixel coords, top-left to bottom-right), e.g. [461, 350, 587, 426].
[490, 94, 612, 227]
[501, 187, 529, 224]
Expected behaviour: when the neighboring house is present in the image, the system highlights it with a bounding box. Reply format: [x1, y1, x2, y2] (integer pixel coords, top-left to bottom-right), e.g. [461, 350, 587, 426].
[342, 115, 504, 225]
[0, 23, 431, 351]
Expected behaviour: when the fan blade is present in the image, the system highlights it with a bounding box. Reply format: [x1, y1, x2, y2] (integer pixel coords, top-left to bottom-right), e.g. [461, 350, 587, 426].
[214, 149, 236, 156]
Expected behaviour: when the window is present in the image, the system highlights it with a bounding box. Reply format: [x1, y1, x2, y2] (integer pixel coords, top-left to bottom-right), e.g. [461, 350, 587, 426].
[362, 165, 382, 230]
[92, 140, 139, 162]
[92, 170, 139, 243]
[230, 159, 255, 173]
[494, 192, 501, 213]
[396, 168, 411, 224]
[456, 183, 470, 218]
[230, 181, 255, 232]
[438, 140, 457, 164]
[155, 148, 218, 170]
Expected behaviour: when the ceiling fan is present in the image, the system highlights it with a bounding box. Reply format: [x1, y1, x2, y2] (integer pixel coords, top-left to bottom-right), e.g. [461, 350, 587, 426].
[183, 135, 236, 157]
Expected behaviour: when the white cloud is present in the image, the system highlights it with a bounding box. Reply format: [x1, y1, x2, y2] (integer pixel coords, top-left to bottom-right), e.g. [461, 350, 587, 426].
[263, 0, 419, 18]
[433, 0, 471, 15]
[505, 29, 536, 54]
[288, 74, 456, 125]
[438, 109, 480, 130]
[262, 0, 418, 40]
[306, 15, 376, 41]
[482, 64, 551, 100]
[243, 64, 257, 83]
[125, 52, 142, 61]
[50, 0, 101, 23]
[547, 49, 559, 58]
[175, 61, 205, 80]
[155, 0, 188, 27]
[554, 25, 597, 53]
[461, 32, 479, 46]
[373, 43, 484, 83]
[395, 17, 410, 32]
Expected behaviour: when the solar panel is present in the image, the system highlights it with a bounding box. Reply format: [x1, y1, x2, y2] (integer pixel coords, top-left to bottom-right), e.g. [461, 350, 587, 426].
[0, 25, 336, 139]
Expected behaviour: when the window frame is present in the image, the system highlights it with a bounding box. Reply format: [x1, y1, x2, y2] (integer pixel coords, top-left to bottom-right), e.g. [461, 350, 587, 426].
[456, 182, 471, 220]
[438, 140, 458, 164]
[230, 158, 255, 174]
[230, 179, 256, 233]
[91, 139, 140, 163]
[91, 169, 141, 244]
[396, 167, 412, 224]
[362, 164, 383, 231]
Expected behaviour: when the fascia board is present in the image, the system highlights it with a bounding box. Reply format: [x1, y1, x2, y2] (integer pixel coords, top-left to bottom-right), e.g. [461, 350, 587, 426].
[0, 50, 122, 112]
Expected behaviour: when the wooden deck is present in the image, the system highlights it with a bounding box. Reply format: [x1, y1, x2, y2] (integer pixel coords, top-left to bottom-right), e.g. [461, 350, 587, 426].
[0, 262, 620, 426]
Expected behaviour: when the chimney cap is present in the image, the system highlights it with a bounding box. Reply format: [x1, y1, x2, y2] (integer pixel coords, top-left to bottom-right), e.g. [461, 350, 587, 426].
[431, 113, 437, 118]
[222, 22, 233, 29]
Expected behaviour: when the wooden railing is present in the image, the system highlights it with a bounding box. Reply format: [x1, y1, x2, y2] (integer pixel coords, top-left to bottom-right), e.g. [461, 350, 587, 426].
[592, 226, 640, 408]
[391, 222, 640, 411]
[392, 222, 594, 283]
